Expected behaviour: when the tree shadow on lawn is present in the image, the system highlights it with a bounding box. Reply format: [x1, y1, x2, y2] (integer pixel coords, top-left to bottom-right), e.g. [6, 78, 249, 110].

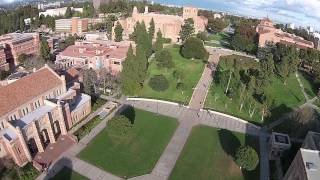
[218, 129, 260, 180]
[218, 129, 241, 158]
[242, 134, 260, 180]
[44, 157, 74, 180]
[264, 104, 293, 126]
[118, 105, 136, 124]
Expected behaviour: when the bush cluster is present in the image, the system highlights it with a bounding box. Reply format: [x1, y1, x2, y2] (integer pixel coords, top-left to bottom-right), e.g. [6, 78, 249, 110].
[148, 75, 169, 91]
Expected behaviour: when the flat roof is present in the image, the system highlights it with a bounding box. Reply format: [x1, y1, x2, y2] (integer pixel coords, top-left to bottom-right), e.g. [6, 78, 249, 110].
[12, 104, 57, 129]
[301, 148, 320, 180]
[0, 128, 17, 142]
[70, 93, 91, 111]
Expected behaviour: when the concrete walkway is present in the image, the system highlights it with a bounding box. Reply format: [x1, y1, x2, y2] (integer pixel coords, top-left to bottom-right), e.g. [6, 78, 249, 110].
[296, 72, 309, 101]
[36, 105, 124, 180]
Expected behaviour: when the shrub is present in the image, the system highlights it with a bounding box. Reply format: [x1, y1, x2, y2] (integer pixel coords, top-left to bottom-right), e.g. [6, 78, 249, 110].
[180, 37, 209, 60]
[155, 49, 174, 69]
[235, 145, 259, 171]
[163, 38, 172, 43]
[74, 116, 101, 140]
[176, 82, 186, 90]
[148, 75, 169, 91]
[108, 115, 133, 135]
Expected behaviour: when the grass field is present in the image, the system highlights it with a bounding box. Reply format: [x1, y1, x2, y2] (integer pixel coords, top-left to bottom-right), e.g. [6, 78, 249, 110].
[170, 125, 259, 180]
[50, 167, 88, 180]
[139, 47, 204, 104]
[206, 74, 305, 125]
[298, 72, 317, 98]
[78, 108, 178, 178]
[206, 32, 231, 48]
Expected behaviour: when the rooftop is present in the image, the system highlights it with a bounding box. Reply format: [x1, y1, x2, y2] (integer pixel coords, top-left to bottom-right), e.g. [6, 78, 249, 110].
[70, 93, 91, 111]
[301, 148, 320, 180]
[12, 103, 57, 129]
[0, 67, 62, 117]
[0, 128, 17, 142]
[0, 33, 37, 45]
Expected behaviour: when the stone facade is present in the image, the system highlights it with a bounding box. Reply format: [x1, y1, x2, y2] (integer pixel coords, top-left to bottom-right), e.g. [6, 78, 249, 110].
[118, 6, 208, 42]
[256, 18, 314, 49]
[0, 33, 40, 68]
[0, 65, 91, 167]
[56, 41, 128, 75]
[0, 44, 9, 71]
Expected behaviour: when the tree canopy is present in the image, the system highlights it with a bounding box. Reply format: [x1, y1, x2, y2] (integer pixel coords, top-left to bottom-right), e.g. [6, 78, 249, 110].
[180, 37, 209, 60]
[235, 145, 259, 171]
[179, 18, 195, 42]
[114, 22, 124, 42]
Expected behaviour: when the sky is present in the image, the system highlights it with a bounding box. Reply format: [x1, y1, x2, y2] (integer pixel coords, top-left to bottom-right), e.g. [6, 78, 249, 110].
[154, 0, 320, 30]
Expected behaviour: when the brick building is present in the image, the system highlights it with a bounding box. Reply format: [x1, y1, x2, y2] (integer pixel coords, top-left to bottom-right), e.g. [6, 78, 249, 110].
[0, 33, 40, 68]
[56, 41, 128, 75]
[256, 18, 314, 49]
[118, 6, 208, 42]
[0, 65, 91, 167]
[0, 44, 9, 71]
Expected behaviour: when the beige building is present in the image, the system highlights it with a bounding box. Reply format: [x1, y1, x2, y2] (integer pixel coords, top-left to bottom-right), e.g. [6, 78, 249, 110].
[256, 18, 314, 49]
[55, 17, 89, 35]
[283, 132, 320, 180]
[0, 44, 9, 71]
[118, 6, 208, 42]
[0, 65, 91, 167]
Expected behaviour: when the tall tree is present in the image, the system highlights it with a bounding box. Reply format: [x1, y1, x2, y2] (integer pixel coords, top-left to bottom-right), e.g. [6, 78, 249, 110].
[40, 39, 50, 61]
[148, 18, 155, 40]
[83, 69, 98, 97]
[106, 16, 113, 40]
[114, 22, 124, 42]
[180, 37, 209, 60]
[179, 18, 195, 42]
[65, 7, 73, 18]
[153, 30, 164, 52]
[120, 45, 141, 95]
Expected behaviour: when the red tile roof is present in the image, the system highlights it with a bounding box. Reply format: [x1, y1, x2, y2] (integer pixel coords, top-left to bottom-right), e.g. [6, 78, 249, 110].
[0, 67, 62, 117]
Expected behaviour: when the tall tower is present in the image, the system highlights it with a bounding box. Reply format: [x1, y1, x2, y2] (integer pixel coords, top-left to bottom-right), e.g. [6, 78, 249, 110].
[183, 6, 198, 20]
[93, 0, 116, 10]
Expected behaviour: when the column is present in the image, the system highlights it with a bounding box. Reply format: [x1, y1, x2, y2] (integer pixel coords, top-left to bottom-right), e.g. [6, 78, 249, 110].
[45, 114, 56, 143]
[32, 121, 44, 152]
[57, 105, 68, 135]
[15, 127, 32, 162]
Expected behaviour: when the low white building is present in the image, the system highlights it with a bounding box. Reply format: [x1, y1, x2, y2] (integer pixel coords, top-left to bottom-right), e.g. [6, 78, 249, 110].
[39, 7, 83, 17]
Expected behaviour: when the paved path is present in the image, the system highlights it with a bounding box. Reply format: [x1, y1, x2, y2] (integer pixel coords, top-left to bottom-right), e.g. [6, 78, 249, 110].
[296, 72, 309, 101]
[36, 105, 124, 180]
[37, 47, 265, 180]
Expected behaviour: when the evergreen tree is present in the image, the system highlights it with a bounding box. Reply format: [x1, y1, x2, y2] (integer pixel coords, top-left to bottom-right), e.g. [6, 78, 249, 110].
[153, 30, 164, 52]
[148, 18, 155, 40]
[114, 21, 124, 42]
[235, 146, 259, 171]
[179, 18, 195, 42]
[155, 49, 174, 69]
[40, 39, 50, 60]
[180, 37, 209, 60]
[106, 17, 113, 40]
[120, 45, 141, 95]
[135, 45, 148, 82]
[65, 7, 73, 18]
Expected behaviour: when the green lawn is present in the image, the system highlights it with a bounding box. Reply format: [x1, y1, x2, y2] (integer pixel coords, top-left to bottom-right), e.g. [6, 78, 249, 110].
[298, 72, 317, 98]
[78, 108, 178, 178]
[170, 125, 259, 180]
[138, 47, 205, 104]
[206, 32, 231, 48]
[50, 167, 88, 180]
[206, 74, 305, 125]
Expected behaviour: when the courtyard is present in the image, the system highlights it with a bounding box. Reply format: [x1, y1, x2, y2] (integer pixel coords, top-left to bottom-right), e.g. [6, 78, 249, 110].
[138, 46, 205, 104]
[205, 54, 316, 125]
[78, 108, 178, 178]
[169, 125, 259, 180]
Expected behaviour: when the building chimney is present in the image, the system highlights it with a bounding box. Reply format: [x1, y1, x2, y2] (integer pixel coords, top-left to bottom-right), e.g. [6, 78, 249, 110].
[145, 6, 149, 14]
